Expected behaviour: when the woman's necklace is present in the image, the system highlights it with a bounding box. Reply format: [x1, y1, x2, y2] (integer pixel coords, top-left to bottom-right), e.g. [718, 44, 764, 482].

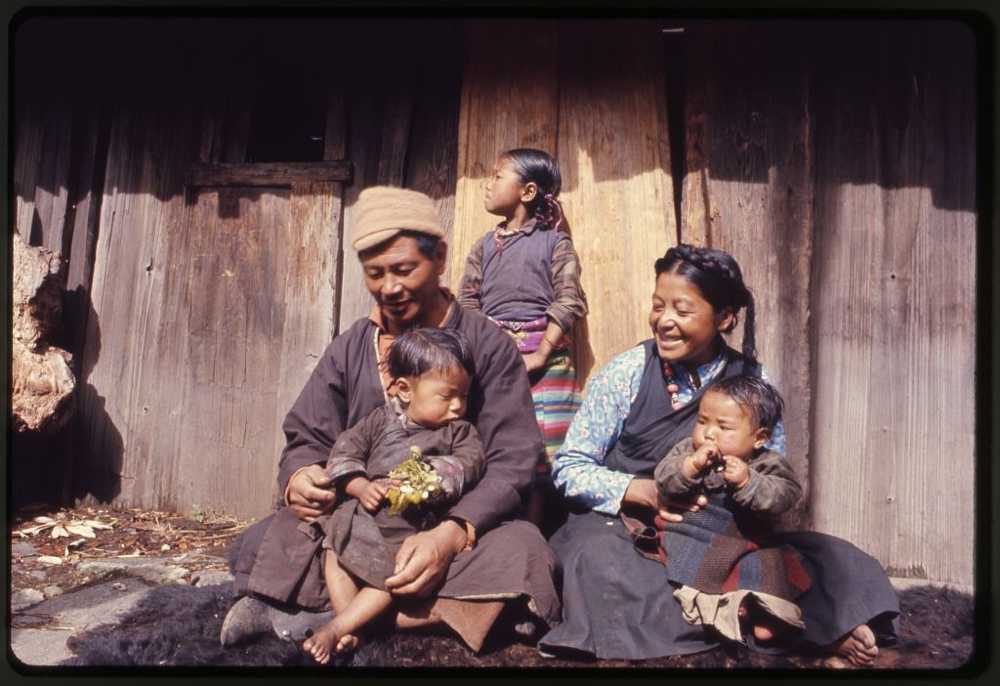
[661, 361, 686, 410]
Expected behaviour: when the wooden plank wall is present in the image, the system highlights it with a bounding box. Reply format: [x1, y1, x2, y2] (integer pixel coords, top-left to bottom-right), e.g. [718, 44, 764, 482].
[13, 20, 462, 520]
[808, 22, 976, 587]
[71, 88, 347, 519]
[681, 21, 815, 515]
[12, 19, 977, 585]
[682, 21, 976, 587]
[337, 22, 463, 333]
[452, 20, 676, 382]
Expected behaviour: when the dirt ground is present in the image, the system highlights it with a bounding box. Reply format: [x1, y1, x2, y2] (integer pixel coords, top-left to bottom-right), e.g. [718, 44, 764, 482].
[9, 503, 248, 599]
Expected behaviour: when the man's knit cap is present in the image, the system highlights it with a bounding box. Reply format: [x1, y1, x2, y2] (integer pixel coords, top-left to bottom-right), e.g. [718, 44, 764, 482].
[351, 186, 445, 251]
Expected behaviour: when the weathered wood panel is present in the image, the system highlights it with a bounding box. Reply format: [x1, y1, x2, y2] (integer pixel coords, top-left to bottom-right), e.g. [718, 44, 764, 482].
[75, 103, 197, 506]
[337, 67, 415, 332]
[404, 23, 463, 284]
[680, 21, 815, 504]
[451, 20, 559, 299]
[13, 98, 73, 252]
[810, 22, 976, 587]
[171, 187, 292, 517]
[454, 19, 674, 384]
[338, 22, 464, 333]
[186, 161, 351, 187]
[556, 20, 676, 383]
[77, 97, 343, 519]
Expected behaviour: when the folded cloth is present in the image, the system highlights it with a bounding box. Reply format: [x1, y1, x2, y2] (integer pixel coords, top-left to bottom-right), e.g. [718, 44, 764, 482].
[673, 585, 805, 646]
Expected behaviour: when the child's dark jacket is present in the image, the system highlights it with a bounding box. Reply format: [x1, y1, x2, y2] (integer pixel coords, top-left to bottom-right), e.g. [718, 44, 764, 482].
[323, 400, 485, 589]
[647, 437, 810, 601]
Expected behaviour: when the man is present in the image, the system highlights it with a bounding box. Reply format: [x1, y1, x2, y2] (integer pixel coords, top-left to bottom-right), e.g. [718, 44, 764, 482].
[221, 186, 560, 652]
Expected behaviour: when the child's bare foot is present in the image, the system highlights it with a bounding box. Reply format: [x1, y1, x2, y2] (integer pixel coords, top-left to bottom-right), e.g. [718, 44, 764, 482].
[302, 623, 359, 665]
[737, 599, 783, 643]
[829, 624, 878, 667]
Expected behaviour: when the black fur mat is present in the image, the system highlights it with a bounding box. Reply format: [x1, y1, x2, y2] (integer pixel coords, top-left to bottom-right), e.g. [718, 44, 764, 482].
[60, 583, 976, 671]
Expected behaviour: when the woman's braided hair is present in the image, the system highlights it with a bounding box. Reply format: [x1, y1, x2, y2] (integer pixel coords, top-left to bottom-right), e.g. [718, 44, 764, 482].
[501, 148, 564, 231]
[654, 244, 758, 366]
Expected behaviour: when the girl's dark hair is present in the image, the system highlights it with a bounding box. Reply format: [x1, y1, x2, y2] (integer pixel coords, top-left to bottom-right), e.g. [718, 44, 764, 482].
[387, 327, 475, 380]
[706, 375, 784, 434]
[654, 244, 758, 365]
[500, 148, 564, 230]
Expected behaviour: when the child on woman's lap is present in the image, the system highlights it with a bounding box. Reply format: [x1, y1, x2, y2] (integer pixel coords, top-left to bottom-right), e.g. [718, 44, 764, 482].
[302, 328, 484, 664]
[652, 375, 809, 649]
[458, 148, 587, 534]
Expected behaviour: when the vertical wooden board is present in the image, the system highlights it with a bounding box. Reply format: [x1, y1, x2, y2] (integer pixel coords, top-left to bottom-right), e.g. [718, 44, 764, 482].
[13, 102, 73, 251]
[810, 23, 975, 586]
[405, 23, 463, 285]
[337, 45, 418, 333]
[171, 188, 292, 518]
[556, 20, 676, 383]
[77, 103, 194, 506]
[13, 97, 44, 239]
[680, 21, 814, 494]
[271, 180, 342, 507]
[450, 19, 560, 293]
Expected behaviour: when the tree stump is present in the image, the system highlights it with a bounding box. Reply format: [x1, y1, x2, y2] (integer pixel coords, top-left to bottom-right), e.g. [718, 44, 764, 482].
[12, 231, 76, 433]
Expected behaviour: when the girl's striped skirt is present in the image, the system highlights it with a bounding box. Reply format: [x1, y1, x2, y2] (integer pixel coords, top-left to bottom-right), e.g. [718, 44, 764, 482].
[531, 351, 582, 484]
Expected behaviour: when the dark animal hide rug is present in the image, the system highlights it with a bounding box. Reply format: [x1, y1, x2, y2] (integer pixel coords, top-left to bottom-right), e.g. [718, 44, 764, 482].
[61, 582, 975, 672]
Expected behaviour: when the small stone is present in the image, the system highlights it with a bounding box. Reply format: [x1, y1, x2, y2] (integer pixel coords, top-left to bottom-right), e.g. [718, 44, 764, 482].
[37, 555, 62, 565]
[11, 541, 37, 556]
[43, 585, 63, 598]
[161, 544, 171, 552]
[11, 588, 45, 611]
[192, 569, 235, 588]
[112, 582, 128, 591]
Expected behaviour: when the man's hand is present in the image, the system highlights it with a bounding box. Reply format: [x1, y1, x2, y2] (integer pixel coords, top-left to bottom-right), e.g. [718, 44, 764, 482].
[622, 477, 708, 523]
[286, 465, 337, 522]
[384, 520, 467, 597]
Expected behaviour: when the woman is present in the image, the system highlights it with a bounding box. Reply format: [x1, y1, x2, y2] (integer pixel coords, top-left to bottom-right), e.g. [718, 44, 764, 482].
[538, 244, 899, 666]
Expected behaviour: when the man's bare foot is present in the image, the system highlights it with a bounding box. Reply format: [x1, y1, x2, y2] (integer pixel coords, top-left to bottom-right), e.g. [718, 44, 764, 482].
[829, 624, 878, 667]
[302, 623, 359, 665]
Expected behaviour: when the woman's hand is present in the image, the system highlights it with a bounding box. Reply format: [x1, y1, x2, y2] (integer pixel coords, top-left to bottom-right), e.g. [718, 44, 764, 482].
[623, 477, 708, 523]
[286, 465, 336, 522]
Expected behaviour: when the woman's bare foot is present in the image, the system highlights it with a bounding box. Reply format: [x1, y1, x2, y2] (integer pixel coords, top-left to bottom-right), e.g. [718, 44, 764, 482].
[302, 622, 359, 665]
[829, 624, 878, 667]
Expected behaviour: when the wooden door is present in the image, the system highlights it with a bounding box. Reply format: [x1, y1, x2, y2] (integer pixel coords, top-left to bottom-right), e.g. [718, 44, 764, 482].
[75, 97, 348, 520]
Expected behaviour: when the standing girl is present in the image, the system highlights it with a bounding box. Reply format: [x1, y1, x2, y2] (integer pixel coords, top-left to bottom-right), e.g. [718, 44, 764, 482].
[458, 148, 588, 535]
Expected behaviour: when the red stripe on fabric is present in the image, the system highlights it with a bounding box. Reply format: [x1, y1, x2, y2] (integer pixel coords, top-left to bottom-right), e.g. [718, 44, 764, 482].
[784, 551, 812, 592]
[721, 562, 741, 593]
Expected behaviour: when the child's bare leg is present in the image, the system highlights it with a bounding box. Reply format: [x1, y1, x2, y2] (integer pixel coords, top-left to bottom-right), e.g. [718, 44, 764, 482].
[323, 550, 360, 614]
[303, 587, 394, 664]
